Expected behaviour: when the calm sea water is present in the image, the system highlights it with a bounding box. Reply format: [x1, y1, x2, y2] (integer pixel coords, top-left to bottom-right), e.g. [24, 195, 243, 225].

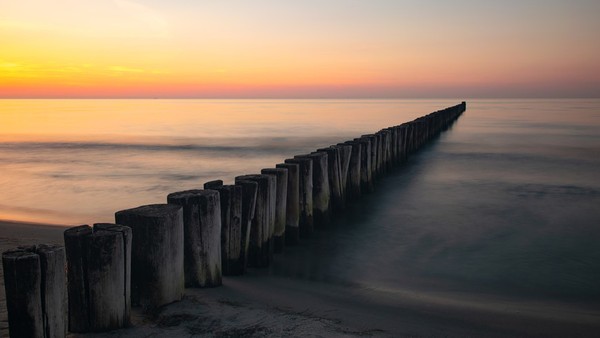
[1, 98, 599, 305]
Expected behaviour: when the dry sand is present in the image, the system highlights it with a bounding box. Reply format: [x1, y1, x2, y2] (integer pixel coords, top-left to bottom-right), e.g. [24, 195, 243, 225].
[2, 220, 600, 337]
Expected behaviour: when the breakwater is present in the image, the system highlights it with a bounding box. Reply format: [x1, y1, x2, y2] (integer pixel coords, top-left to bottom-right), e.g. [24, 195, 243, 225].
[2, 102, 465, 336]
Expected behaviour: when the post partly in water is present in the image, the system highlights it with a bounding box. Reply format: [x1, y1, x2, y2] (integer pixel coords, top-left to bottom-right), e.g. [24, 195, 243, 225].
[284, 157, 314, 238]
[261, 168, 288, 253]
[234, 178, 258, 273]
[276, 162, 300, 245]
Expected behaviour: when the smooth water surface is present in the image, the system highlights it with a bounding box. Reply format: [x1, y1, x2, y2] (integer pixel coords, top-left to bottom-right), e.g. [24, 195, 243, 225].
[1, 98, 599, 307]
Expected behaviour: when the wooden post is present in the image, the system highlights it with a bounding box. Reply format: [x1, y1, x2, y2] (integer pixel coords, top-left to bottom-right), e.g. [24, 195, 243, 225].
[37, 244, 67, 338]
[234, 175, 271, 267]
[204, 180, 223, 189]
[355, 137, 374, 193]
[2, 249, 43, 337]
[344, 141, 362, 200]
[317, 146, 344, 211]
[276, 163, 300, 245]
[362, 134, 378, 181]
[202, 182, 244, 276]
[285, 157, 314, 238]
[302, 152, 331, 228]
[64, 224, 131, 332]
[234, 178, 258, 273]
[114, 204, 184, 311]
[87, 225, 129, 331]
[336, 143, 353, 201]
[261, 168, 288, 253]
[167, 190, 222, 287]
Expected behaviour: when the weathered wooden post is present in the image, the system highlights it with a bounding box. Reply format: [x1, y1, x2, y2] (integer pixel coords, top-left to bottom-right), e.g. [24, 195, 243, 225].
[2, 249, 43, 337]
[263, 173, 277, 259]
[344, 140, 362, 200]
[285, 157, 314, 238]
[234, 178, 258, 272]
[302, 152, 332, 228]
[316, 147, 344, 211]
[114, 204, 184, 311]
[64, 224, 131, 332]
[202, 181, 244, 276]
[355, 137, 374, 193]
[362, 134, 379, 180]
[336, 143, 353, 200]
[261, 168, 288, 253]
[235, 174, 271, 267]
[167, 190, 222, 287]
[2, 244, 67, 338]
[276, 162, 300, 245]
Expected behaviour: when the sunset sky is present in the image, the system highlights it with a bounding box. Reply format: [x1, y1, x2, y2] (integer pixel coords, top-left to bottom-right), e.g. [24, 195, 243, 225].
[1, 0, 599, 98]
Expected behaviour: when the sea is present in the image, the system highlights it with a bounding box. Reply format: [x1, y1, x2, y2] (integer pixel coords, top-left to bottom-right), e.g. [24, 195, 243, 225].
[1, 98, 599, 334]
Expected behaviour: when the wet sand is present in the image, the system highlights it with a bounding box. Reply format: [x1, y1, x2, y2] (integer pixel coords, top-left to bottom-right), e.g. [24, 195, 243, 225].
[2, 220, 599, 337]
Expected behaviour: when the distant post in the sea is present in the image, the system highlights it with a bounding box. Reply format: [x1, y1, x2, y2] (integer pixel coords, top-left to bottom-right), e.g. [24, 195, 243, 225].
[115, 204, 185, 311]
[2, 244, 67, 338]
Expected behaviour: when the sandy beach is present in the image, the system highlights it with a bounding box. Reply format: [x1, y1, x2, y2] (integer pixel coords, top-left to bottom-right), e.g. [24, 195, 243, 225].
[2, 219, 600, 337]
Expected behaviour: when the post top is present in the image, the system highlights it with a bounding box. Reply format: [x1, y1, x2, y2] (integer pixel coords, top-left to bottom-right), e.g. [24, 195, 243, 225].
[115, 204, 182, 218]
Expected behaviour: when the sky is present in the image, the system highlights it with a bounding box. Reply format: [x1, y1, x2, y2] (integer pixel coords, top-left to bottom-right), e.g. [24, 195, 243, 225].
[1, 0, 599, 98]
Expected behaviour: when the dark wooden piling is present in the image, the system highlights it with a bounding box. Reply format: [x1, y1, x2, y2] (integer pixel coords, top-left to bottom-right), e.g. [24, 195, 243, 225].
[316, 147, 344, 211]
[167, 190, 222, 287]
[276, 162, 300, 245]
[234, 178, 258, 273]
[3, 249, 43, 337]
[36, 244, 67, 338]
[336, 143, 353, 201]
[203, 182, 244, 276]
[261, 168, 288, 253]
[355, 137, 374, 193]
[64, 224, 131, 332]
[285, 157, 314, 238]
[234, 175, 272, 267]
[344, 141, 362, 200]
[114, 204, 184, 310]
[301, 152, 331, 228]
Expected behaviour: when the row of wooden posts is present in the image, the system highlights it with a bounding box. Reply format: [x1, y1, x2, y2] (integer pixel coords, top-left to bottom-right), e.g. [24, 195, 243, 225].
[2, 102, 466, 337]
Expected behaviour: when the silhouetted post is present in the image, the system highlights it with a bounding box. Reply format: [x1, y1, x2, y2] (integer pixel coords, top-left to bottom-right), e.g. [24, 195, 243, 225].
[234, 178, 258, 272]
[317, 147, 344, 211]
[303, 152, 332, 228]
[285, 157, 314, 238]
[276, 162, 300, 245]
[167, 190, 222, 287]
[64, 224, 131, 332]
[2, 249, 43, 337]
[262, 168, 288, 253]
[234, 175, 271, 267]
[203, 182, 244, 275]
[263, 173, 276, 259]
[3, 244, 67, 338]
[114, 204, 184, 311]
[362, 134, 378, 180]
[344, 140, 362, 199]
[204, 180, 224, 189]
[336, 143, 352, 200]
[355, 137, 374, 193]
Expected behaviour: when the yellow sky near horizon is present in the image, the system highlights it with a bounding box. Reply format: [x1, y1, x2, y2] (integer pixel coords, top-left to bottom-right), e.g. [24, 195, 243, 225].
[1, 0, 599, 98]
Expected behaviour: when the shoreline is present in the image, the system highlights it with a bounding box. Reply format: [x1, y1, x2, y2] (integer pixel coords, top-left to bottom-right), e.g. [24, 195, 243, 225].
[2, 220, 600, 337]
